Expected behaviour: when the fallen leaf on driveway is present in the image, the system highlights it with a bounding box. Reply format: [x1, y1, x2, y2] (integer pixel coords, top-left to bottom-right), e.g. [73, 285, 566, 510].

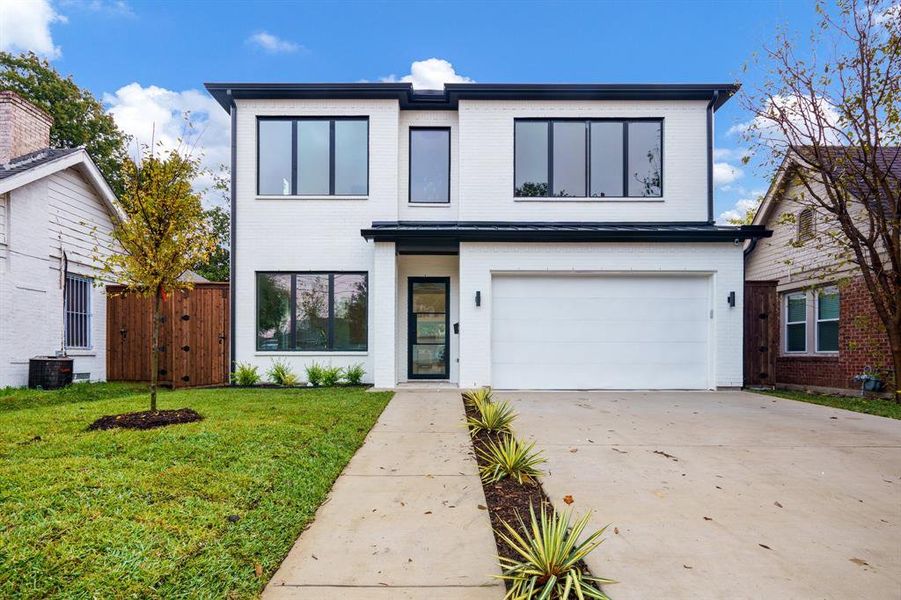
[653, 450, 679, 461]
[683, 564, 693, 569]
[424, 511, 432, 515]
[563, 495, 574, 505]
[611, 447, 628, 454]
[703, 516, 712, 521]
[614, 527, 619, 535]
[759, 544, 772, 550]
[477, 504, 487, 510]
[849, 558, 870, 567]
[569, 448, 578, 453]
[774, 501, 783, 508]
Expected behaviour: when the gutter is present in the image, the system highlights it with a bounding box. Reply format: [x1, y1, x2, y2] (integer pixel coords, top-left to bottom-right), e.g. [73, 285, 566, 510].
[229, 96, 237, 379]
[706, 90, 719, 224]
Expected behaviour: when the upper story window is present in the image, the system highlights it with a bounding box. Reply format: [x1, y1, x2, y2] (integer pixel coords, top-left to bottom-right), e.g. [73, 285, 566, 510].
[514, 119, 662, 199]
[257, 117, 368, 197]
[409, 127, 450, 204]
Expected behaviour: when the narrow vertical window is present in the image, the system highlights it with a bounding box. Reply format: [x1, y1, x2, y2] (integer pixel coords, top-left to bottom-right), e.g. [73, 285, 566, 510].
[514, 121, 549, 197]
[258, 120, 293, 196]
[256, 273, 292, 350]
[65, 273, 92, 349]
[590, 122, 624, 197]
[552, 121, 586, 197]
[816, 289, 839, 352]
[627, 121, 663, 197]
[334, 120, 369, 195]
[297, 120, 330, 195]
[409, 128, 450, 203]
[785, 293, 807, 353]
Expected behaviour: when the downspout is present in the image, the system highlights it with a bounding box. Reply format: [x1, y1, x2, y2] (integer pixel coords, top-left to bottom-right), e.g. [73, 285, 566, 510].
[229, 95, 237, 380]
[743, 235, 759, 257]
[706, 90, 719, 224]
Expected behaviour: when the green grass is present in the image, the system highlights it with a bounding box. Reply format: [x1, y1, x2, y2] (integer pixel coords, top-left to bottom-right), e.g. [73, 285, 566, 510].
[752, 388, 901, 420]
[0, 384, 392, 599]
[0, 381, 149, 412]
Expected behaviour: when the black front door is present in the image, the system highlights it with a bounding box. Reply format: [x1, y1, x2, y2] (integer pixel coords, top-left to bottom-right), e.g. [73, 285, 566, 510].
[408, 278, 450, 379]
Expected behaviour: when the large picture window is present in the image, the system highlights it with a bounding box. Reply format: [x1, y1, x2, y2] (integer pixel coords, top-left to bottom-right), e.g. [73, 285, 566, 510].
[65, 273, 92, 349]
[514, 119, 662, 199]
[257, 118, 369, 196]
[257, 272, 368, 351]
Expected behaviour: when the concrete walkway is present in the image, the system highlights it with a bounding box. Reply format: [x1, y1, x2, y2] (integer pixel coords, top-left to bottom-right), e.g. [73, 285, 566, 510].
[502, 391, 901, 600]
[263, 390, 504, 599]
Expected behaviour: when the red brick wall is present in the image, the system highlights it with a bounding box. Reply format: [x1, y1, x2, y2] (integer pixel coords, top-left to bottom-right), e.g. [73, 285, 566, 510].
[776, 276, 895, 391]
[0, 91, 53, 164]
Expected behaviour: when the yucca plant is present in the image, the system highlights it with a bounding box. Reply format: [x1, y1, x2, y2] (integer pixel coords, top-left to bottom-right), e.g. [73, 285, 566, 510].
[467, 399, 516, 436]
[497, 504, 615, 600]
[463, 386, 493, 407]
[478, 435, 546, 484]
[267, 359, 298, 386]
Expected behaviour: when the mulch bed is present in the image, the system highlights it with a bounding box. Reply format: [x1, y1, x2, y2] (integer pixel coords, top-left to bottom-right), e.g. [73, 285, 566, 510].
[87, 408, 203, 431]
[464, 399, 595, 582]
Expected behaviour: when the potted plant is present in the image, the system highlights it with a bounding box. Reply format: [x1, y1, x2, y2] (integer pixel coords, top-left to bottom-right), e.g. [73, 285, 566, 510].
[853, 366, 886, 393]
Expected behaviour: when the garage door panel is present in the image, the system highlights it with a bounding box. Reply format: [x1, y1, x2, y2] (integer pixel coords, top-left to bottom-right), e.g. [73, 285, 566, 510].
[490, 275, 710, 390]
[492, 318, 708, 344]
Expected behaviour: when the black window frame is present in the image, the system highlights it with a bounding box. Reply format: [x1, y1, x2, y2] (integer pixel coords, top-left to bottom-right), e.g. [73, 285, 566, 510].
[256, 116, 370, 197]
[513, 117, 664, 199]
[255, 271, 368, 352]
[408, 126, 451, 204]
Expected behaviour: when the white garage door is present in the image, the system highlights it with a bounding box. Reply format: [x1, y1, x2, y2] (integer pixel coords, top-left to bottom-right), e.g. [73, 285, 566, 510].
[491, 274, 711, 389]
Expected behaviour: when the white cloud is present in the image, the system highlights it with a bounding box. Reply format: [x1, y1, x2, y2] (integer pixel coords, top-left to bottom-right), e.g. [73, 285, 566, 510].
[727, 94, 842, 146]
[717, 191, 765, 224]
[713, 161, 743, 188]
[246, 31, 303, 54]
[59, 0, 134, 17]
[380, 58, 473, 90]
[0, 0, 67, 59]
[103, 83, 231, 204]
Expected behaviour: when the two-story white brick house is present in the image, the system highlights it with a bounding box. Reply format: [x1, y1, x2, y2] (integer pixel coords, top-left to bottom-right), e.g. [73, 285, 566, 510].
[205, 82, 770, 389]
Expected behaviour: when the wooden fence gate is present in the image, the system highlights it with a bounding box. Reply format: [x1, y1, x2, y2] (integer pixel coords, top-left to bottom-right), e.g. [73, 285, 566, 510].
[743, 280, 778, 387]
[107, 283, 230, 387]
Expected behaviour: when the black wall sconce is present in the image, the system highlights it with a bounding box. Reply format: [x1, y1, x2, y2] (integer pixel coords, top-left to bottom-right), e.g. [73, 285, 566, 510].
[475, 290, 481, 307]
[727, 291, 736, 308]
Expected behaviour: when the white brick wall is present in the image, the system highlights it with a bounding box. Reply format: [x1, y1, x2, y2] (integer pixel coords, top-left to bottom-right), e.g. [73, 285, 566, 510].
[0, 168, 112, 387]
[458, 99, 709, 222]
[457, 242, 745, 389]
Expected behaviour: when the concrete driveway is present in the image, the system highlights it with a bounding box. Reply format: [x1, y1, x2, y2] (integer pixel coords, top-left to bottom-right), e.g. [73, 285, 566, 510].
[499, 391, 901, 600]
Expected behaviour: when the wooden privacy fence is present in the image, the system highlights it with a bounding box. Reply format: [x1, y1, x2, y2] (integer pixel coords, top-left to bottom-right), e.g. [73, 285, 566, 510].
[743, 280, 778, 387]
[106, 283, 230, 387]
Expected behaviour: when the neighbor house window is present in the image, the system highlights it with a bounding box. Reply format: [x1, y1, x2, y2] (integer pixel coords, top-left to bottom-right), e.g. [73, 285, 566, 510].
[785, 292, 807, 353]
[409, 128, 450, 203]
[816, 288, 840, 352]
[256, 272, 367, 351]
[514, 119, 662, 198]
[257, 118, 368, 196]
[65, 273, 92, 349]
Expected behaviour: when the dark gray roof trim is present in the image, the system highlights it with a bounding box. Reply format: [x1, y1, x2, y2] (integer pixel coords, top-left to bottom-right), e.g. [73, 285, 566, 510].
[0, 147, 80, 180]
[361, 221, 772, 243]
[204, 82, 740, 112]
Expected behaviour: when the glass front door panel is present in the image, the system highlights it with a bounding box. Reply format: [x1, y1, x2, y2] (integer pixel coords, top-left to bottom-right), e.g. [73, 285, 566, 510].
[410, 280, 449, 378]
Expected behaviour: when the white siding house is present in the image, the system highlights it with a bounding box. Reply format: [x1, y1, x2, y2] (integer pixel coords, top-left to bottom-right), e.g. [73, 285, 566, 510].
[207, 82, 769, 390]
[0, 92, 120, 387]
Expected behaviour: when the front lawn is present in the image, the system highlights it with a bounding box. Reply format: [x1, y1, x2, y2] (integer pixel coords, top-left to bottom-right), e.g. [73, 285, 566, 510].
[751, 388, 901, 420]
[0, 385, 392, 598]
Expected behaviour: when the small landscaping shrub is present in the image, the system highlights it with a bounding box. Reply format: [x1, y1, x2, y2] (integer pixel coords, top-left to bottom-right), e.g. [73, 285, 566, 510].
[232, 362, 260, 386]
[467, 399, 516, 436]
[463, 386, 493, 407]
[267, 359, 299, 386]
[497, 504, 614, 600]
[320, 365, 344, 387]
[344, 363, 365, 385]
[305, 362, 325, 386]
[477, 435, 545, 484]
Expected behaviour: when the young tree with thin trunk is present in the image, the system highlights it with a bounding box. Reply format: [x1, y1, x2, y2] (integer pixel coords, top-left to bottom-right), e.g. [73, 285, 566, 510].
[742, 0, 901, 399]
[100, 144, 216, 411]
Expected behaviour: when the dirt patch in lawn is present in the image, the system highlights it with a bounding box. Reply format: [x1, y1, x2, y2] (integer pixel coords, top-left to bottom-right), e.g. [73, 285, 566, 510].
[88, 408, 202, 431]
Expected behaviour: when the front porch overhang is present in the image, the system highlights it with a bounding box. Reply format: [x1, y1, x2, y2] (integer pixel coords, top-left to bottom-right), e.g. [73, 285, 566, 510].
[362, 221, 772, 244]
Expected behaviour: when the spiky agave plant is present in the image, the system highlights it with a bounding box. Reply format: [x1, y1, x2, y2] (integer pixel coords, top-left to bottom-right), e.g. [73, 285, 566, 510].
[467, 399, 516, 436]
[463, 386, 493, 407]
[478, 435, 546, 484]
[496, 504, 615, 600]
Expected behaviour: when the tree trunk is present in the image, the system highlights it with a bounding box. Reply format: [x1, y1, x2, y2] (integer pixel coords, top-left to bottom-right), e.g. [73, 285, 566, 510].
[150, 286, 162, 412]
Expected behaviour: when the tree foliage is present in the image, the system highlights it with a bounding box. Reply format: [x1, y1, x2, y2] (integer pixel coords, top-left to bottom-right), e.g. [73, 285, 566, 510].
[742, 0, 901, 398]
[193, 205, 229, 282]
[0, 52, 128, 195]
[99, 144, 216, 410]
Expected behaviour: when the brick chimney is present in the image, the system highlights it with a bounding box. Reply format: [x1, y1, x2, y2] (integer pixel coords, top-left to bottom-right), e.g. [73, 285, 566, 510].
[0, 91, 53, 165]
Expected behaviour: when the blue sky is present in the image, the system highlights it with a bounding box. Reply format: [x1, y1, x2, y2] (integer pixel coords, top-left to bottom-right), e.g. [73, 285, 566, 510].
[2, 0, 823, 219]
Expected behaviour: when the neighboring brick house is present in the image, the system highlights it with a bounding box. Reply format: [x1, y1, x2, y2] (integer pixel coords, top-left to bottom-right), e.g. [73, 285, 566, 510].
[744, 152, 897, 394]
[205, 81, 770, 390]
[0, 91, 121, 386]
